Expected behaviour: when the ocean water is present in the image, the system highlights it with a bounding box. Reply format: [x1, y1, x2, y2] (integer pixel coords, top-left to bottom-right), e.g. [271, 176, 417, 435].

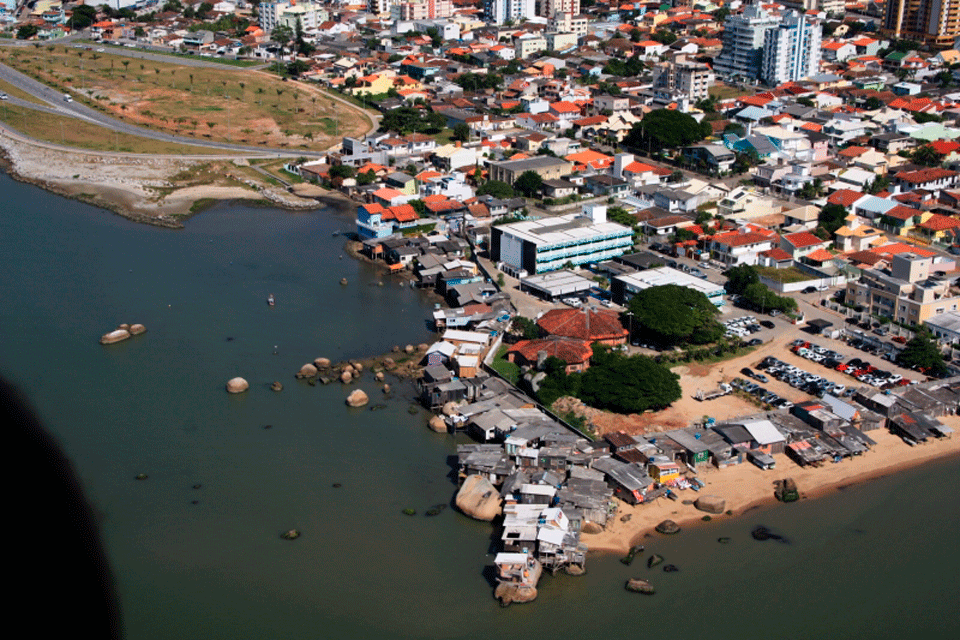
[1, 172, 958, 639]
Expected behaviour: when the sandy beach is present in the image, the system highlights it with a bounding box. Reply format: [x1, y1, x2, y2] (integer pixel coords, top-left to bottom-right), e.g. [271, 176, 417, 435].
[582, 417, 960, 554]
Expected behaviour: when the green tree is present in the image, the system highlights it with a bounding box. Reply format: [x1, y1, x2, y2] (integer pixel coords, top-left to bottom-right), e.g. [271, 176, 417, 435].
[329, 165, 355, 179]
[651, 29, 677, 45]
[724, 264, 760, 295]
[818, 203, 848, 235]
[510, 316, 540, 340]
[626, 284, 723, 346]
[356, 169, 376, 185]
[740, 282, 797, 314]
[272, 24, 294, 45]
[864, 96, 884, 110]
[286, 59, 309, 76]
[477, 180, 515, 198]
[623, 109, 712, 153]
[513, 170, 543, 198]
[69, 5, 98, 29]
[576, 347, 682, 413]
[16, 24, 39, 40]
[452, 122, 471, 142]
[607, 206, 635, 227]
[911, 145, 945, 167]
[896, 330, 947, 376]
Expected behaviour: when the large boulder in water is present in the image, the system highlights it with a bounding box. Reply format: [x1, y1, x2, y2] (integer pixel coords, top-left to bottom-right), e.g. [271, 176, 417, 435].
[494, 583, 537, 606]
[100, 329, 131, 345]
[314, 357, 331, 369]
[296, 363, 318, 379]
[428, 415, 447, 433]
[441, 401, 460, 417]
[129, 324, 147, 336]
[226, 377, 249, 394]
[340, 370, 353, 384]
[695, 495, 726, 515]
[345, 389, 369, 407]
[455, 475, 501, 521]
[655, 520, 681, 535]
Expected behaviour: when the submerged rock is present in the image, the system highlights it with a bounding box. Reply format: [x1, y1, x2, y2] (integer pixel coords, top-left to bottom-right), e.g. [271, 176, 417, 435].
[625, 578, 655, 595]
[455, 475, 501, 521]
[663, 564, 679, 573]
[271, 381, 283, 392]
[494, 583, 537, 607]
[226, 377, 249, 394]
[655, 520, 681, 535]
[647, 554, 664, 568]
[280, 529, 301, 540]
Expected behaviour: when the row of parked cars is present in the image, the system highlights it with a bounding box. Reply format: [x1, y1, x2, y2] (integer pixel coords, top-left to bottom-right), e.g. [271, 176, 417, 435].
[755, 356, 850, 398]
[789, 339, 909, 388]
[729, 376, 794, 410]
[723, 315, 774, 340]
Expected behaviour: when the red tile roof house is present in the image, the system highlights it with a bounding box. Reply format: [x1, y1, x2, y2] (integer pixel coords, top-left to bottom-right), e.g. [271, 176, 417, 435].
[536, 308, 628, 346]
[506, 337, 593, 374]
[779, 231, 829, 258]
[355, 203, 419, 239]
[707, 228, 777, 267]
[892, 168, 960, 196]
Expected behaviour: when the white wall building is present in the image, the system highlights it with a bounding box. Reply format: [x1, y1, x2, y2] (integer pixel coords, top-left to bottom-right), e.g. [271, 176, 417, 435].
[761, 11, 823, 86]
[484, 0, 536, 25]
[259, 1, 326, 33]
[714, 4, 781, 80]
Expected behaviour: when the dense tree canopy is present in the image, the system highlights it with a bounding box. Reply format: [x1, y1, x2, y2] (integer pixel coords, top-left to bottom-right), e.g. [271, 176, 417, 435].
[819, 203, 847, 235]
[534, 347, 681, 413]
[911, 145, 946, 167]
[69, 5, 98, 29]
[626, 284, 723, 346]
[513, 170, 543, 197]
[476, 180, 515, 199]
[897, 330, 948, 376]
[739, 282, 797, 314]
[454, 72, 503, 91]
[379, 107, 445, 135]
[577, 347, 681, 413]
[724, 264, 760, 295]
[624, 109, 713, 153]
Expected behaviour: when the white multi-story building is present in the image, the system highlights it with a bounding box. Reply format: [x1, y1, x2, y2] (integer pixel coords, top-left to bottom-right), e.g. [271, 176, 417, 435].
[651, 55, 714, 101]
[549, 11, 588, 36]
[713, 4, 781, 80]
[541, 0, 579, 18]
[259, 1, 327, 33]
[761, 11, 822, 86]
[391, 0, 453, 20]
[485, 0, 536, 25]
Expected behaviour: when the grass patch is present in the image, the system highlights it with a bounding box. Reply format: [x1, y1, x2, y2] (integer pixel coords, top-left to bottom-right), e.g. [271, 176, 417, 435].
[0, 78, 47, 105]
[189, 198, 217, 214]
[0, 102, 230, 155]
[755, 266, 811, 284]
[0, 46, 372, 149]
[402, 223, 438, 236]
[490, 345, 520, 384]
[709, 82, 753, 101]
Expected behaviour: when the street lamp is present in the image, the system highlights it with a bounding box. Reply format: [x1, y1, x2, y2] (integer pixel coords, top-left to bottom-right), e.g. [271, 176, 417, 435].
[626, 310, 634, 345]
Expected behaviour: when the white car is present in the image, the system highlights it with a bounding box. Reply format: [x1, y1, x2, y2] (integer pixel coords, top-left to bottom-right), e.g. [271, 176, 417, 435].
[0, 93, 7, 100]
[63, 93, 73, 102]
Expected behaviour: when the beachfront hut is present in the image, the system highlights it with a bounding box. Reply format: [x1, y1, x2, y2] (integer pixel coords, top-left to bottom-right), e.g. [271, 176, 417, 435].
[740, 419, 787, 455]
[648, 461, 682, 483]
[887, 412, 935, 444]
[713, 424, 753, 451]
[664, 430, 711, 468]
[591, 457, 653, 505]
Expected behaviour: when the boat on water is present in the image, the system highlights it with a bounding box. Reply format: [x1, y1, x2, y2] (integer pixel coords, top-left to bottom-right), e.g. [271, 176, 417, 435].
[267, 294, 275, 306]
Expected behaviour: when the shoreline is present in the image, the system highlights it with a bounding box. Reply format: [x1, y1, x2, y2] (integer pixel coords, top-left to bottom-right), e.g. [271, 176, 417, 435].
[582, 420, 960, 555]
[0, 126, 338, 227]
